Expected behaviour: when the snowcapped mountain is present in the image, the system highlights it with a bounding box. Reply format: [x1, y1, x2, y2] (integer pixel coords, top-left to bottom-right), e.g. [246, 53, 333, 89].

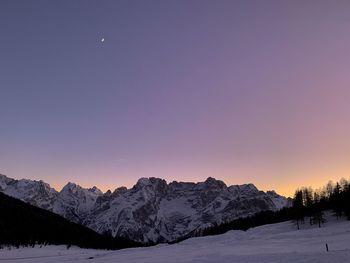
[266, 190, 292, 209]
[0, 174, 58, 210]
[0, 174, 290, 243]
[0, 174, 102, 222]
[52, 182, 103, 224]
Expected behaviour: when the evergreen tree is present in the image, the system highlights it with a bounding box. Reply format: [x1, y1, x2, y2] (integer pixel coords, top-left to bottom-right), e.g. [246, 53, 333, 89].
[332, 182, 342, 219]
[293, 190, 304, 230]
[311, 191, 325, 227]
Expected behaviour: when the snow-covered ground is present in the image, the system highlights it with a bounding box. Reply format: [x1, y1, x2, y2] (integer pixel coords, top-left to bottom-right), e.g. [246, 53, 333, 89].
[1, 214, 350, 263]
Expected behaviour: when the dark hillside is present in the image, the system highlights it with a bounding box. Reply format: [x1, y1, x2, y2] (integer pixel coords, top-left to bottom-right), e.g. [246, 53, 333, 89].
[0, 192, 141, 249]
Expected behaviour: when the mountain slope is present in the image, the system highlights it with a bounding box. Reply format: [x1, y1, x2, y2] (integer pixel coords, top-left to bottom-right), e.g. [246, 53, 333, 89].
[88, 177, 288, 242]
[2, 213, 349, 263]
[0, 192, 141, 249]
[0, 174, 291, 243]
[0, 175, 57, 210]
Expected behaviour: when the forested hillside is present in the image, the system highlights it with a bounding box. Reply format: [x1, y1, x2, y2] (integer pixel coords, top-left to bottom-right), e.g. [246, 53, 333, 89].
[0, 192, 142, 249]
[182, 178, 350, 240]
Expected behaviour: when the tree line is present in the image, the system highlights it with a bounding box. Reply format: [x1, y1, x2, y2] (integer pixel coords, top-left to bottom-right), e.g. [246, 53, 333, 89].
[293, 178, 350, 229]
[2, 178, 349, 248]
[177, 178, 350, 240]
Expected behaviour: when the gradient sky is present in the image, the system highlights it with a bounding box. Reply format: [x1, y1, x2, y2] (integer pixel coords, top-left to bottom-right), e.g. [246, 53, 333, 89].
[1, 0, 350, 196]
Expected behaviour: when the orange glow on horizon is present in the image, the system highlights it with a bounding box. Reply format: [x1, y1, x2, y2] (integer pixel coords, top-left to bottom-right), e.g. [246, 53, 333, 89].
[50, 169, 350, 199]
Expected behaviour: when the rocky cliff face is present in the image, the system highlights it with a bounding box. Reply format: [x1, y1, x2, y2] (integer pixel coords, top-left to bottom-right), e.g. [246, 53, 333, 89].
[0, 174, 58, 210]
[0, 174, 290, 243]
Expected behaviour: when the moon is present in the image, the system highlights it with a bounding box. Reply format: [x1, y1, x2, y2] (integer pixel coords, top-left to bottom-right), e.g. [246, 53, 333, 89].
[101, 38, 105, 43]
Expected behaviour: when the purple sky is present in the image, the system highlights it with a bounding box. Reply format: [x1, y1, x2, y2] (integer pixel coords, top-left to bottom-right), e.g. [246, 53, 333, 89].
[1, 1, 350, 196]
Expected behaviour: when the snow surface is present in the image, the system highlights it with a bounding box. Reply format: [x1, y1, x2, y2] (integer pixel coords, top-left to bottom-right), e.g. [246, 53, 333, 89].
[0, 174, 291, 242]
[1, 213, 349, 263]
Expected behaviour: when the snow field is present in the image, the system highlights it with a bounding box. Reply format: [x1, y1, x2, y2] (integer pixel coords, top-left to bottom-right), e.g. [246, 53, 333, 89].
[1, 213, 349, 263]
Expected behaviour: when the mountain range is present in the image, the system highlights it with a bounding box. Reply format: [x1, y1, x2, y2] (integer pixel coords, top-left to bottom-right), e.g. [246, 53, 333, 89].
[0, 174, 291, 243]
[0, 191, 140, 249]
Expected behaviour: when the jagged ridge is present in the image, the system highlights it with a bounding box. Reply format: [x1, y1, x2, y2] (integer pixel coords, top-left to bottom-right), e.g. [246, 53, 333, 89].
[0, 174, 291, 243]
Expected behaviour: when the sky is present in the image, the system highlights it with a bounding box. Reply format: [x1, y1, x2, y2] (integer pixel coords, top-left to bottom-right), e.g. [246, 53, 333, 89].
[1, 0, 350, 197]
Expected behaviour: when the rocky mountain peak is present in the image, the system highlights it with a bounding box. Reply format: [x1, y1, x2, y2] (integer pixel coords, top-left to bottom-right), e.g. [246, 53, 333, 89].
[203, 177, 227, 189]
[89, 186, 103, 195]
[60, 182, 102, 199]
[62, 182, 78, 190]
[0, 174, 291, 243]
[133, 177, 168, 194]
[266, 190, 278, 197]
[113, 186, 127, 195]
[0, 174, 13, 190]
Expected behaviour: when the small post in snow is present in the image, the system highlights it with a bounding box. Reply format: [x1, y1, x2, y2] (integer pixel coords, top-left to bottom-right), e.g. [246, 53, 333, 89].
[326, 243, 329, 252]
